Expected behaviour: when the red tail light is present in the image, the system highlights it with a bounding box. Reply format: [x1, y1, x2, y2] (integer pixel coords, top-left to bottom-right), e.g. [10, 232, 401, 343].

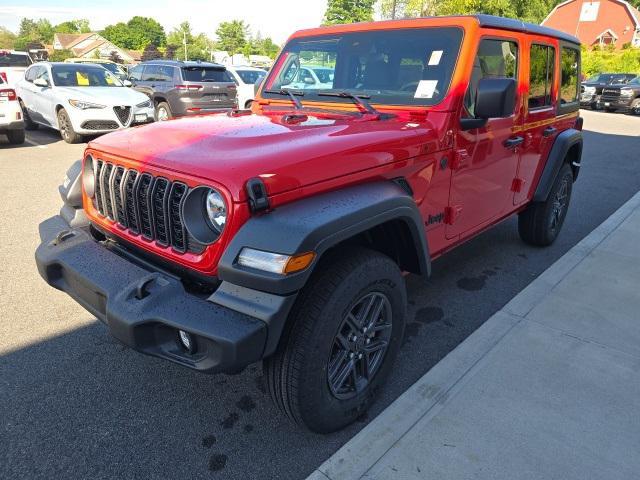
[0, 72, 7, 83]
[175, 85, 203, 91]
[0, 88, 16, 101]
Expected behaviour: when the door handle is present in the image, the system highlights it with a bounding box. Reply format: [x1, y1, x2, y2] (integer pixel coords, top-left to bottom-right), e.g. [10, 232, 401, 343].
[543, 126, 557, 137]
[503, 136, 524, 148]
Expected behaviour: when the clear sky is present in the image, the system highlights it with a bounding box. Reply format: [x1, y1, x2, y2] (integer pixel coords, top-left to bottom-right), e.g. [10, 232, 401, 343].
[0, 0, 329, 44]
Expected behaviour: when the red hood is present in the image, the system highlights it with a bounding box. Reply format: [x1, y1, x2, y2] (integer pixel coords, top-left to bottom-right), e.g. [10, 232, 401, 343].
[88, 111, 432, 201]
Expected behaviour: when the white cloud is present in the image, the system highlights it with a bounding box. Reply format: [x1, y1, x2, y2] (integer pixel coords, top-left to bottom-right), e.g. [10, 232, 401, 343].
[0, 0, 327, 44]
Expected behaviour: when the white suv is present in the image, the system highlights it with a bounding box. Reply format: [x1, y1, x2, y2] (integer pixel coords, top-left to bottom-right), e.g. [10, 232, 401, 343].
[0, 50, 32, 87]
[225, 66, 267, 109]
[0, 75, 25, 145]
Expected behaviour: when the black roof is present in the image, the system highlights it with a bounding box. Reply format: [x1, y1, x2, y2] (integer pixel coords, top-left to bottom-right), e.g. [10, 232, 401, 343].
[139, 59, 226, 68]
[474, 14, 580, 45]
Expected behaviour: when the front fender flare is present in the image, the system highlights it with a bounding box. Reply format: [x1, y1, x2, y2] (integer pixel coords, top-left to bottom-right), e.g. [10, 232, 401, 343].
[217, 181, 430, 296]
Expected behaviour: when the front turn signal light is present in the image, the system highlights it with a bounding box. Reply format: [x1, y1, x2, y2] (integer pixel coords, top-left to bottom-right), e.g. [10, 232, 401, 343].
[237, 248, 315, 275]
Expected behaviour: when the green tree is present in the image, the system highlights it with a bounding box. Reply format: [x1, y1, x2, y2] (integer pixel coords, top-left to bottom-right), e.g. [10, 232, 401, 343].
[48, 49, 74, 62]
[102, 16, 165, 50]
[215, 20, 249, 56]
[141, 43, 163, 62]
[15, 17, 54, 49]
[323, 0, 375, 25]
[167, 22, 213, 61]
[0, 27, 17, 49]
[54, 19, 91, 34]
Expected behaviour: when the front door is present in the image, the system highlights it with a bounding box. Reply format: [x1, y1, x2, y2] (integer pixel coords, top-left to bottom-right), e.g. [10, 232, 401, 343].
[446, 37, 523, 239]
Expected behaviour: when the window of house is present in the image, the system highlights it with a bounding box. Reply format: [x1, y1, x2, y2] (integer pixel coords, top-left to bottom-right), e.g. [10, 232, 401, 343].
[465, 39, 518, 116]
[560, 47, 579, 104]
[529, 44, 555, 109]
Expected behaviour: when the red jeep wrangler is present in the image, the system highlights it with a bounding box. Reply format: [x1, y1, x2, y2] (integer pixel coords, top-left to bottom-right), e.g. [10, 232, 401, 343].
[36, 15, 583, 433]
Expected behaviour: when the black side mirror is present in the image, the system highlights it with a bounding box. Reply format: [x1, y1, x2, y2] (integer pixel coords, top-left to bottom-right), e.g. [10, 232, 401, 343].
[461, 77, 516, 130]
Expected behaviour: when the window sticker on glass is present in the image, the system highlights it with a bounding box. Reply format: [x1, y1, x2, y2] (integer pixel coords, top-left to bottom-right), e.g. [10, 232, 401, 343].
[428, 50, 443, 66]
[414, 80, 438, 99]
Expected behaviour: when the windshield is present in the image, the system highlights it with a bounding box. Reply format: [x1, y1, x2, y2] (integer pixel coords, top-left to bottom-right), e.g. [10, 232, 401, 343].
[587, 73, 633, 84]
[51, 64, 123, 87]
[0, 52, 31, 67]
[236, 69, 266, 84]
[182, 66, 232, 82]
[264, 27, 463, 106]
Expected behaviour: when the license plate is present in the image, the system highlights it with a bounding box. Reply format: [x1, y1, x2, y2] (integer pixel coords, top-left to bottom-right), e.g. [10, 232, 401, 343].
[604, 102, 610, 107]
[135, 114, 147, 122]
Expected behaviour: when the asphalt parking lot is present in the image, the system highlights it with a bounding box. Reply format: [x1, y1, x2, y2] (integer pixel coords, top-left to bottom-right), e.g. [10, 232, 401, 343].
[1, 110, 639, 480]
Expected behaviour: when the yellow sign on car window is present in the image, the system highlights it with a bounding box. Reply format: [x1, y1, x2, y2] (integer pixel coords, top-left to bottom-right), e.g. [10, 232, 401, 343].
[76, 71, 90, 86]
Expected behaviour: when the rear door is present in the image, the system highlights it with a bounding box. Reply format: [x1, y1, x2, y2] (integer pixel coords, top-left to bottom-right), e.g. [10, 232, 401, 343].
[447, 36, 523, 239]
[514, 40, 558, 205]
[180, 66, 237, 110]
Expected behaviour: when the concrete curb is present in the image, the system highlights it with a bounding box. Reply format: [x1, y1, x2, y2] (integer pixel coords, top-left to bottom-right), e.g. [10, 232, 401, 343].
[307, 190, 640, 480]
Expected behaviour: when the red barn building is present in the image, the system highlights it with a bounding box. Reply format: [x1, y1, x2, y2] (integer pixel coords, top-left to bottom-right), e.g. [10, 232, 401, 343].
[542, 0, 640, 49]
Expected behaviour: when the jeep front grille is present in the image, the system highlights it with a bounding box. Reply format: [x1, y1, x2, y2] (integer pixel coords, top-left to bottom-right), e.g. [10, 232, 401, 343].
[93, 161, 199, 254]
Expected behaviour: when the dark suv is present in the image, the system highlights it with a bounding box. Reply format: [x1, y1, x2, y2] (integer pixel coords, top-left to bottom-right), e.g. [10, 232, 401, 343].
[599, 76, 640, 114]
[128, 60, 237, 120]
[580, 72, 636, 109]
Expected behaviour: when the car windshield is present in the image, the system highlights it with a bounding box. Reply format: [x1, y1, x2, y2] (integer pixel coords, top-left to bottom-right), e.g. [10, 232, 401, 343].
[236, 69, 266, 84]
[0, 52, 31, 67]
[52, 64, 123, 87]
[264, 27, 463, 106]
[182, 66, 232, 82]
[588, 74, 633, 84]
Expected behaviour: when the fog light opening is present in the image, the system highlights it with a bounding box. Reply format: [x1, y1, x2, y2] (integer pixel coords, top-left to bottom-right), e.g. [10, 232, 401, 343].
[177, 330, 197, 354]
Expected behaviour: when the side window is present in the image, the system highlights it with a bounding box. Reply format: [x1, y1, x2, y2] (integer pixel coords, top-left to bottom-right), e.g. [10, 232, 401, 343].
[34, 66, 50, 84]
[156, 66, 174, 82]
[465, 39, 518, 116]
[528, 44, 556, 109]
[142, 65, 161, 82]
[129, 65, 144, 81]
[560, 47, 579, 104]
[25, 66, 38, 82]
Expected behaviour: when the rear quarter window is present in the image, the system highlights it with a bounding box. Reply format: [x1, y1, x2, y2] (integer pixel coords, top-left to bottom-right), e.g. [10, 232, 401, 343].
[560, 47, 579, 104]
[0, 52, 32, 67]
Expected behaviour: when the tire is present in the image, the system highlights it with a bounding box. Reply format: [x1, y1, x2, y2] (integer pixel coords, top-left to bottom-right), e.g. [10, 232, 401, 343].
[19, 100, 38, 130]
[630, 98, 640, 115]
[518, 163, 573, 247]
[244, 100, 253, 109]
[6, 129, 25, 145]
[605, 107, 616, 113]
[57, 108, 83, 144]
[264, 247, 407, 433]
[155, 102, 172, 121]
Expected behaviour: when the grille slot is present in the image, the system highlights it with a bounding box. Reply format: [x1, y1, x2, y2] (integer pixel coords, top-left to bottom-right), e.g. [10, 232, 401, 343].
[90, 161, 194, 253]
[168, 182, 188, 253]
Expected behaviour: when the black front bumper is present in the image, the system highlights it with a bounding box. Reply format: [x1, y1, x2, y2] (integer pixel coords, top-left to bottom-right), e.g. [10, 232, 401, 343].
[35, 216, 272, 374]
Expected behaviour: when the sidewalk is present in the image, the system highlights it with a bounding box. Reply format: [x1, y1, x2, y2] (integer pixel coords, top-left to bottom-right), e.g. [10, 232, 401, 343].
[308, 191, 640, 480]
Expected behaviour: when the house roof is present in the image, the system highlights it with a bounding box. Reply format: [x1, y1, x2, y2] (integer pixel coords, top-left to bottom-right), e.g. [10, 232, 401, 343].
[542, 0, 640, 28]
[73, 39, 107, 57]
[54, 32, 95, 49]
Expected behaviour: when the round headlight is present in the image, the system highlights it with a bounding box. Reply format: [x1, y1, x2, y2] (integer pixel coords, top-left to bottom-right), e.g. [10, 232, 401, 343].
[205, 189, 227, 233]
[83, 155, 95, 198]
[182, 186, 228, 245]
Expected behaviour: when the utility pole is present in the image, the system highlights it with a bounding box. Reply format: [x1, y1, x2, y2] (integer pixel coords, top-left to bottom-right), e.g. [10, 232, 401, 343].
[392, 0, 397, 19]
[183, 30, 188, 61]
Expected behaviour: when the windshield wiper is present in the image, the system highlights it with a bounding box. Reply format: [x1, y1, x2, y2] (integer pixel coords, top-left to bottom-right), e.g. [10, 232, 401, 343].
[318, 91, 380, 116]
[264, 89, 304, 109]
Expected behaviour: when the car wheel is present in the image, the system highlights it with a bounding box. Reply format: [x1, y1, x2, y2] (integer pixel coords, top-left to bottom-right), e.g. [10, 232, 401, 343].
[6, 129, 25, 145]
[518, 163, 573, 247]
[264, 247, 406, 433]
[57, 108, 83, 144]
[605, 107, 616, 113]
[155, 102, 172, 121]
[244, 100, 253, 109]
[19, 100, 38, 130]
[630, 98, 640, 115]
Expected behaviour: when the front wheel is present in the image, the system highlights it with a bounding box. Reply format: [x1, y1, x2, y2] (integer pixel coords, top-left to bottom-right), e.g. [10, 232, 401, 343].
[155, 102, 172, 121]
[264, 248, 407, 433]
[630, 98, 640, 115]
[518, 163, 573, 246]
[57, 108, 83, 144]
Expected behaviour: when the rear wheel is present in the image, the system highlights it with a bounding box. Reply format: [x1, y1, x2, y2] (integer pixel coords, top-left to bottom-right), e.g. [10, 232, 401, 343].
[6, 129, 25, 145]
[155, 102, 172, 121]
[518, 163, 573, 246]
[264, 248, 406, 433]
[57, 108, 83, 144]
[19, 100, 38, 130]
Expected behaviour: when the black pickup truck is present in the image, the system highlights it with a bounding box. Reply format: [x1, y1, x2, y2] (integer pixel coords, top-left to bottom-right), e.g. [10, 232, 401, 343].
[580, 73, 636, 109]
[599, 76, 640, 114]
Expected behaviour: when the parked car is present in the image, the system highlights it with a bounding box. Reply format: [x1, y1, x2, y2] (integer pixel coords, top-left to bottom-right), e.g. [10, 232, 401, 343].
[127, 60, 237, 120]
[599, 75, 640, 113]
[0, 75, 25, 144]
[282, 65, 335, 90]
[36, 15, 583, 433]
[16, 62, 154, 143]
[0, 50, 33, 87]
[580, 72, 636, 109]
[64, 58, 128, 82]
[225, 65, 267, 109]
